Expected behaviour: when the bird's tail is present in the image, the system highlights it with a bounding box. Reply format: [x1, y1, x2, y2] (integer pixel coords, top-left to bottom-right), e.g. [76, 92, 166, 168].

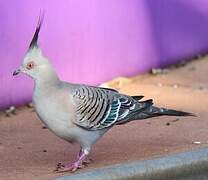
[128, 106, 195, 121]
[149, 107, 196, 117]
[116, 106, 195, 126]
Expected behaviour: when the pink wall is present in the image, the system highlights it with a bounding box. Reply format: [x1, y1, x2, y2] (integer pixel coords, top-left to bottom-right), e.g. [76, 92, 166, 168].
[1, 0, 208, 109]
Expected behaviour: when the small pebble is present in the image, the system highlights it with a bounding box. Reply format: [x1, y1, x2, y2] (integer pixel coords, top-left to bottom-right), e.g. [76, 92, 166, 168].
[173, 84, 178, 88]
[27, 102, 33, 108]
[151, 68, 162, 75]
[166, 122, 170, 126]
[193, 141, 201, 145]
[151, 68, 169, 75]
[43, 149, 47, 152]
[5, 106, 16, 116]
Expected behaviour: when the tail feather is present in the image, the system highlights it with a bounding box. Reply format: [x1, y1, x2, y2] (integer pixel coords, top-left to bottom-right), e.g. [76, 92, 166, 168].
[116, 106, 195, 126]
[154, 107, 196, 117]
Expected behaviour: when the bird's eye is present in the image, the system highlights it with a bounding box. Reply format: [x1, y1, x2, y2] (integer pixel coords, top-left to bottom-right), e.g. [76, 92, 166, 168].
[26, 62, 35, 70]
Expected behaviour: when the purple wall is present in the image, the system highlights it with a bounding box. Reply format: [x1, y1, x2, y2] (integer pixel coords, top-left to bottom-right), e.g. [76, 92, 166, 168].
[1, 0, 208, 109]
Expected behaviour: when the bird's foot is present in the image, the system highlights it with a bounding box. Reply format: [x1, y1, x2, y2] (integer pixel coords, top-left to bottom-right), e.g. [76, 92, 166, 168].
[54, 149, 90, 173]
[83, 158, 93, 164]
[54, 160, 85, 173]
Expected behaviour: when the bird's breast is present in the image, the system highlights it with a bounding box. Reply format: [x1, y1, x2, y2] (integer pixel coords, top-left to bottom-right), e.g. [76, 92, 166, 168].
[33, 90, 76, 141]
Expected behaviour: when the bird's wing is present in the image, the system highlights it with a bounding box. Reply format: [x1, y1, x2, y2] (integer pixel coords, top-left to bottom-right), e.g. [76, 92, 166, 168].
[72, 85, 152, 130]
[90, 85, 119, 93]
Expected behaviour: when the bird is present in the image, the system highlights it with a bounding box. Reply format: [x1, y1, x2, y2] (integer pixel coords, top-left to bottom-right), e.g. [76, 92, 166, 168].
[13, 14, 194, 172]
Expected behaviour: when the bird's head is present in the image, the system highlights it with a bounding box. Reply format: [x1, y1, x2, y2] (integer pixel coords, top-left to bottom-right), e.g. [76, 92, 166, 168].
[13, 13, 53, 81]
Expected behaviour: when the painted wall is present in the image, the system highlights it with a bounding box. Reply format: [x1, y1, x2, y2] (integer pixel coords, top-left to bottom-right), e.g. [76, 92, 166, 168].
[1, 0, 208, 109]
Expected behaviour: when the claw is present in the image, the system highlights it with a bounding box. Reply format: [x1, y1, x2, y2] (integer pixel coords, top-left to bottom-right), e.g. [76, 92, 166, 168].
[83, 158, 93, 165]
[53, 162, 65, 172]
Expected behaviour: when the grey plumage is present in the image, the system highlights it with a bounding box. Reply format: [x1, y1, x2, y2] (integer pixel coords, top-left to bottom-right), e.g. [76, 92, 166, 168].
[13, 15, 194, 172]
[73, 85, 151, 130]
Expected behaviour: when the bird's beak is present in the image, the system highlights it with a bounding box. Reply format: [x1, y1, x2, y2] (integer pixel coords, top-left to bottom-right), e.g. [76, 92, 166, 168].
[13, 68, 21, 76]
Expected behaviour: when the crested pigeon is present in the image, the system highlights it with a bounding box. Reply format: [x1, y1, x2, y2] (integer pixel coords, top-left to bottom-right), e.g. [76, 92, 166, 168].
[13, 15, 194, 172]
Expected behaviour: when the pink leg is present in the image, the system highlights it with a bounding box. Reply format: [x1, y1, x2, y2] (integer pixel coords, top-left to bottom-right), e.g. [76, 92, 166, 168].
[55, 149, 89, 173]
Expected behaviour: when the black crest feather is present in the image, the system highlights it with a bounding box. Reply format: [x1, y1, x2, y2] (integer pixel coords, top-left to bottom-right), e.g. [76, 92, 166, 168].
[29, 11, 44, 49]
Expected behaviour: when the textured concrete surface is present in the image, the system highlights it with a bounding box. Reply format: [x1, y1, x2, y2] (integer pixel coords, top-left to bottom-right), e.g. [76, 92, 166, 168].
[0, 56, 208, 180]
[54, 147, 208, 180]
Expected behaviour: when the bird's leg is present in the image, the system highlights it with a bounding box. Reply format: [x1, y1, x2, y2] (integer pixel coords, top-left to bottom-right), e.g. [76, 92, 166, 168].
[72, 148, 91, 165]
[55, 149, 89, 172]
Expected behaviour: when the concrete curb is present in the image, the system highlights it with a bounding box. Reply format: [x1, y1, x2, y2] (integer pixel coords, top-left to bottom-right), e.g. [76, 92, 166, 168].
[54, 147, 208, 180]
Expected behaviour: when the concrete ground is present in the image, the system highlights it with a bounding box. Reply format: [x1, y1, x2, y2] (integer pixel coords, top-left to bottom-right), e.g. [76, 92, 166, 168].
[0, 56, 208, 180]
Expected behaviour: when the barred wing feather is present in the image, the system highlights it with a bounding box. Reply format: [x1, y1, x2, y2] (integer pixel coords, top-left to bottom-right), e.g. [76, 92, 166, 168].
[73, 86, 151, 130]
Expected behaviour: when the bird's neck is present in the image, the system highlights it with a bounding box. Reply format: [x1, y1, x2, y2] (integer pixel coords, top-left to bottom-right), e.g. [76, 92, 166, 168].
[34, 67, 61, 92]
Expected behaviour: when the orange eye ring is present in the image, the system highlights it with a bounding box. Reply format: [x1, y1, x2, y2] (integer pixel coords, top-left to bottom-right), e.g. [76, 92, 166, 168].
[26, 62, 35, 70]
